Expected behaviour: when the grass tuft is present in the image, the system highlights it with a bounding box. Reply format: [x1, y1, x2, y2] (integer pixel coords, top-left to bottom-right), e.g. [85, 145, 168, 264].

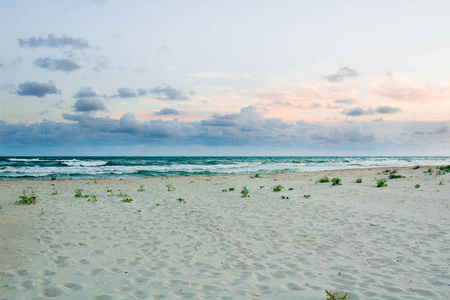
[17, 190, 37, 205]
[376, 178, 388, 187]
[331, 177, 342, 186]
[272, 185, 284, 192]
[318, 176, 330, 183]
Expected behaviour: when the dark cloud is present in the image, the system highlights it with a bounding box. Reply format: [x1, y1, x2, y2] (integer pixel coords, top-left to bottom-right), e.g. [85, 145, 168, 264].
[18, 34, 90, 50]
[116, 87, 137, 98]
[325, 67, 358, 82]
[149, 85, 189, 101]
[34, 57, 81, 72]
[138, 88, 147, 96]
[74, 87, 98, 99]
[342, 105, 401, 116]
[375, 105, 402, 114]
[17, 81, 61, 98]
[342, 107, 372, 116]
[155, 108, 181, 116]
[73, 98, 107, 112]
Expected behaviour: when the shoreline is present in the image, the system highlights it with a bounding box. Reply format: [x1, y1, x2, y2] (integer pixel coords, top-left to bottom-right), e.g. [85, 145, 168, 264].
[1, 166, 449, 299]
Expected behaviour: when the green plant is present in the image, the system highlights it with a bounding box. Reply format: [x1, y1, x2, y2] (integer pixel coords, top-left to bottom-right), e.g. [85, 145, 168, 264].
[87, 195, 98, 202]
[376, 178, 388, 187]
[222, 189, 227, 192]
[17, 190, 37, 205]
[138, 185, 145, 192]
[137, 209, 142, 213]
[383, 169, 392, 173]
[415, 184, 420, 188]
[356, 178, 362, 183]
[177, 198, 186, 203]
[229, 187, 235, 191]
[325, 289, 348, 300]
[94, 179, 97, 184]
[122, 197, 133, 203]
[253, 173, 261, 178]
[439, 181, 444, 186]
[288, 188, 294, 191]
[243, 247, 253, 270]
[273, 185, 284, 192]
[107, 189, 112, 193]
[40, 207, 45, 215]
[166, 184, 176, 191]
[281, 196, 289, 199]
[427, 168, 433, 173]
[304, 194, 311, 199]
[260, 186, 265, 189]
[74, 188, 84, 197]
[318, 176, 330, 183]
[241, 186, 249, 197]
[389, 173, 405, 179]
[331, 177, 342, 186]
[413, 165, 420, 169]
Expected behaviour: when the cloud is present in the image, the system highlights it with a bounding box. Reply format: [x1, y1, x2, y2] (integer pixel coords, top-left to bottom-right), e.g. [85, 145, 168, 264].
[74, 87, 98, 99]
[415, 125, 449, 135]
[18, 34, 91, 50]
[0, 63, 4, 68]
[335, 99, 355, 104]
[17, 81, 61, 98]
[310, 102, 321, 109]
[73, 98, 107, 112]
[155, 108, 181, 116]
[370, 74, 429, 101]
[116, 87, 137, 98]
[373, 118, 384, 122]
[34, 57, 81, 72]
[149, 85, 189, 101]
[324, 67, 358, 82]
[18, 34, 90, 50]
[375, 105, 402, 114]
[342, 105, 401, 116]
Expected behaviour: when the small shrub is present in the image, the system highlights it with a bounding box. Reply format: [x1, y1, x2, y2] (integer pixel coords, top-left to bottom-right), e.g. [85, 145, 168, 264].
[222, 189, 227, 192]
[74, 188, 84, 197]
[439, 181, 444, 186]
[229, 188, 235, 191]
[138, 185, 145, 192]
[303, 194, 311, 199]
[427, 168, 433, 173]
[325, 289, 348, 300]
[260, 186, 265, 189]
[273, 185, 284, 192]
[87, 195, 98, 203]
[17, 190, 37, 205]
[413, 165, 420, 170]
[122, 197, 133, 203]
[288, 188, 294, 191]
[355, 178, 362, 183]
[376, 178, 388, 187]
[318, 176, 330, 183]
[281, 196, 289, 199]
[331, 177, 342, 186]
[241, 186, 249, 197]
[383, 169, 392, 173]
[177, 198, 186, 203]
[389, 174, 405, 179]
[166, 184, 175, 191]
[415, 184, 420, 188]
[253, 174, 261, 178]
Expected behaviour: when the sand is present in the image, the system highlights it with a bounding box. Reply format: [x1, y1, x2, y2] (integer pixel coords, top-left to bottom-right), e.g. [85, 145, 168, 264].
[0, 166, 449, 299]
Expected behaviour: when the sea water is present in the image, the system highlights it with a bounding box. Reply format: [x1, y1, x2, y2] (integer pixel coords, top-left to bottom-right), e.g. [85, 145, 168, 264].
[1, 156, 449, 180]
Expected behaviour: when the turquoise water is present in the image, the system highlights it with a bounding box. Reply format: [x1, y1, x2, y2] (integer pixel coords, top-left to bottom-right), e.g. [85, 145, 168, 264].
[1, 156, 449, 180]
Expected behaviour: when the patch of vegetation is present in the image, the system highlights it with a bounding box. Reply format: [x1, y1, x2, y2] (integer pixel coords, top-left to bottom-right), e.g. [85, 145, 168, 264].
[117, 192, 128, 197]
[222, 189, 227, 192]
[166, 184, 176, 191]
[281, 196, 289, 199]
[415, 184, 420, 189]
[177, 198, 186, 203]
[383, 169, 392, 174]
[74, 188, 84, 198]
[229, 188, 235, 191]
[376, 178, 388, 187]
[122, 197, 133, 203]
[331, 177, 342, 186]
[355, 178, 362, 183]
[325, 290, 348, 300]
[303, 194, 311, 199]
[253, 174, 261, 178]
[137, 209, 142, 213]
[241, 186, 250, 197]
[318, 176, 330, 183]
[137, 185, 145, 192]
[288, 188, 294, 191]
[389, 173, 405, 179]
[273, 185, 284, 192]
[413, 165, 420, 170]
[260, 186, 265, 189]
[17, 190, 37, 205]
[94, 179, 97, 184]
[426, 168, 433, 173]
[87, 195, 98, 203]
[439, 181, 444, 186]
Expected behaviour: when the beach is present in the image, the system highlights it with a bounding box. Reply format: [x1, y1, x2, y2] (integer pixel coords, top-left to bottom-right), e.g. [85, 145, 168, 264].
[1, 166, 449, 299]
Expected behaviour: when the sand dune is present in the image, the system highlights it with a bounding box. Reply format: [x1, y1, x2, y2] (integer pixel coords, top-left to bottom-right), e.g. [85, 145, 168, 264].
[1, 166, 449, 299]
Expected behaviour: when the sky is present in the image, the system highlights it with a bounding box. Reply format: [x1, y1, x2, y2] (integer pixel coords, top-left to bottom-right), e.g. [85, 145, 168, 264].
[0, 0, 449, 156]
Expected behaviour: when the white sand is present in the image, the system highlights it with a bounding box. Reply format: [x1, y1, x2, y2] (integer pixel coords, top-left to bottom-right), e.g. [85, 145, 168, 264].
[1, 166, 449, 299]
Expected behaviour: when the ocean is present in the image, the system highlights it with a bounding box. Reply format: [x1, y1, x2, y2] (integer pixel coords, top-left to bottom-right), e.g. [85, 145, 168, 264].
[1, 156, 449, 180]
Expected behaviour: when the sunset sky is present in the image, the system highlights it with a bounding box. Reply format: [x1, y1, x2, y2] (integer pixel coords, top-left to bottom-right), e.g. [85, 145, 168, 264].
[1, 0, 449, 156]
